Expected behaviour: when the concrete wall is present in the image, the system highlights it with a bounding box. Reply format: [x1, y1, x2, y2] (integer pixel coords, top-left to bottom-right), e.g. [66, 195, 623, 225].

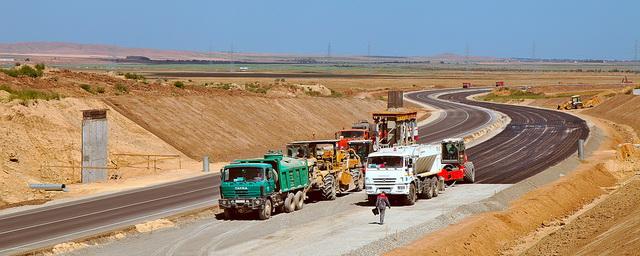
[81, 110, 108, 183]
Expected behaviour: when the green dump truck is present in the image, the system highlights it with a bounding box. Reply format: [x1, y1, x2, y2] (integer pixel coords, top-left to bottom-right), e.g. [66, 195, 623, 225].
[218, 151, 310, 220]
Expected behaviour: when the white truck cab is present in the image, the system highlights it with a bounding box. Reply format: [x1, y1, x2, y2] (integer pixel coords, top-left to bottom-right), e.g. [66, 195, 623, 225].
[364, 144, 443, 205]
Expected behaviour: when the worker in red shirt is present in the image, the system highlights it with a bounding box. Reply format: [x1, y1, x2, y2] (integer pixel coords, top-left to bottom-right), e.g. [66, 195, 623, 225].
[376, 191, 391, 225]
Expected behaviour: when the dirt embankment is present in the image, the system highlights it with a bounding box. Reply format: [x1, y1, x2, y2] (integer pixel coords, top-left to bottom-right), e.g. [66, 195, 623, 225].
[388, 94, 640, 256]
[584, 94, 640, 136]
[0, 98, 185, 209]
[104, 96, 384, 161]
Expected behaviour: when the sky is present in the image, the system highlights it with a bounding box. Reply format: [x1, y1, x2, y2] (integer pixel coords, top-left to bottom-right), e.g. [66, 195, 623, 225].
[1, 0, 638, 60]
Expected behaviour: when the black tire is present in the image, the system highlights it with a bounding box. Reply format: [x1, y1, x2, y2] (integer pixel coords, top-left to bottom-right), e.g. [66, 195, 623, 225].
[425, 179, 434, 199]
[258, 200, 272, 220]
[431, 177, 439, 197]
[294, 191, 304, 211]
[353, 169, 363, 192]
[321, 175, 337, 200]
[284, 193, 295, 213]
[223, 208, 236, 220]
[463, 166, 475, 183]
[405, 183, 417, 205]
[438, 178, 445, 192]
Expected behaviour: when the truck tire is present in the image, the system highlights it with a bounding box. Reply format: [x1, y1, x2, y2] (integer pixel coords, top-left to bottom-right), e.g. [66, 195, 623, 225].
[463, 165, 475, 183]
[352, 169, 363, 192]
[321, 175, 337, 200]
[284, 193, 295, 213]
[438, 177, 445, 192]
[424, 180, 434, 199]
[431, 177, 439, 197]
[258, 200, 272, 220]
[223, 208, 236, 220]
[294, 191, 304, 210]
[404, 183, 417, 205]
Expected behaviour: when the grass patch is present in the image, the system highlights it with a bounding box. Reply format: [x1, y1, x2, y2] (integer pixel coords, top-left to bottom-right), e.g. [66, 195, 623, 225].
[124, 73, 145, 80]
[115, 84, 129, 94]
[329, 88, 343, 97]
[0, 65, 44, 78]
[481, 88, 544, 102]
[245, 82, 268, 94]
[96, 86, 106, 94]
[0, 85, 61, 103]
[80, 84, 94, 94]
[174, 81, 185, 89]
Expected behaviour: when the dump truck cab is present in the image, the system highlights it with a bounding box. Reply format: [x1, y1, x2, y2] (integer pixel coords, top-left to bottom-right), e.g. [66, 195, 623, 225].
[219, 151, 309, 220]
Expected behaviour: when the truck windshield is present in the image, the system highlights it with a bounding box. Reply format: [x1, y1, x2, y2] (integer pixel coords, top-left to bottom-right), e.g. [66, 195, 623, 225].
[367, 156, 403, 168]
[224, 167, 265, 182]
[337, 130, 365, 139]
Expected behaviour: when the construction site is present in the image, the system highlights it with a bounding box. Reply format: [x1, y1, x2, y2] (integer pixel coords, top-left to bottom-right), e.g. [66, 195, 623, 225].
[1, 2, 640, 256]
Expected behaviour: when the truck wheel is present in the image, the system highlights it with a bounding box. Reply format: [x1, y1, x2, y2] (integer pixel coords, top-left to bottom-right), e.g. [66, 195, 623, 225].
[284, 193, 295, 213]
[294, 191, 304, 210]
[405, 183, 417, 205]
[321, 175, 337, 200]
[431, 177, 439, 197]
[424, 180, 434, 199]
[258, 200, 272, 220]
[463, 166, 475, 183]
[438, 178, 445, 192]
[223, 209, 236, 220]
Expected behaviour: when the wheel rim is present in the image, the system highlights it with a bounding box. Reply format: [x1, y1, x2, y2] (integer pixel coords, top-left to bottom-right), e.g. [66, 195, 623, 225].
[265, 201, 271, 218]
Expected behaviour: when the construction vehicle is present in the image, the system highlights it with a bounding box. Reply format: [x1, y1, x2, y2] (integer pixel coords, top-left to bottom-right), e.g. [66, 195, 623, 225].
[218, 151, 310, 220]
[364, 138, 475, 205]
[371, 110, 418, 151]
[462, 82, 472, 88]
[495, 81, 505, 87]
[622, 76, 633, 84]
[285, 139, 364, 200]
[557, 95, 601, 110]
[335, 121, 373, 150]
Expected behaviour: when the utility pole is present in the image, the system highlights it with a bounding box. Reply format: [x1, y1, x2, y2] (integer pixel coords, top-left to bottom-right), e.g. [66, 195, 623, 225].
[367, 41, 371, 57]
[327, 42, 332, 59]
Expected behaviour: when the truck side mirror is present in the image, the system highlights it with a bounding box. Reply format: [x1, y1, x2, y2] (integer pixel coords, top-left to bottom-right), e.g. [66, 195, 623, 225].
[266, 169, 272, 180]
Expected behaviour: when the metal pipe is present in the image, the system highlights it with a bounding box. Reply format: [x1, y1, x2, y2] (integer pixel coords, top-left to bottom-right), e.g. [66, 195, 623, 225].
[578, 139, 585, 160]
[29, 183, 66, 191]
[203, 156, 210, 173]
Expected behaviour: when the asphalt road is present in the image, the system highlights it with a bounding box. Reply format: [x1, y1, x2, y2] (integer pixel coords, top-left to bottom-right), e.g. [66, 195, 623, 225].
[0, 88, 588, 255]
[408, 89, 589, 184]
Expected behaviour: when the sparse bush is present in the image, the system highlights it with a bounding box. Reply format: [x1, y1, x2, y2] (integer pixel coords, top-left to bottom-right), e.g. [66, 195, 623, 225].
[80, 84, 94, 94]
[124, 72, 145, 80]
[35, 63, 45, 71]
[329, 89, 343, 97]
[1, 65, 43, 78]
[0, 85, 61, 103]
[174, 81, 185, 89]
[96, 86, 106, 94]
[115, 84, 128, 94]
[305, 91, 322, 97]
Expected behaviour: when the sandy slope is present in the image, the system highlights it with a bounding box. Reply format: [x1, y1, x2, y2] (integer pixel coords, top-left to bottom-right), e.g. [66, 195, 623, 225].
[104, 95, 384, 161]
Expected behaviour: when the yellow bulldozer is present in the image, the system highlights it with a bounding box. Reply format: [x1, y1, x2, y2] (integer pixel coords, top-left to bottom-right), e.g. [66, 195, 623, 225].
[285, 139, 364, 200]
[557, 95, 601, 110]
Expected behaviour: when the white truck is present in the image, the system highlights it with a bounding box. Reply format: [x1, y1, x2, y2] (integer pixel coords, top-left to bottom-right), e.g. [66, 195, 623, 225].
[364, 144, 445, 205]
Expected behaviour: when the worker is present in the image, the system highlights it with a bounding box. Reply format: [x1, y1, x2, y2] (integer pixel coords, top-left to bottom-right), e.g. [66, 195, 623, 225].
[376, 191, 391, 225]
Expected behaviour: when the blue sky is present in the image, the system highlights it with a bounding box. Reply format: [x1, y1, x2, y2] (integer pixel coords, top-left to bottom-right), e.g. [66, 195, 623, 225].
[1, 0, 638, 59]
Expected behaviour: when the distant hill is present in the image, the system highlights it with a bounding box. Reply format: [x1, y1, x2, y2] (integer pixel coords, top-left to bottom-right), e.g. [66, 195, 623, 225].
[0, 41, 500, 63]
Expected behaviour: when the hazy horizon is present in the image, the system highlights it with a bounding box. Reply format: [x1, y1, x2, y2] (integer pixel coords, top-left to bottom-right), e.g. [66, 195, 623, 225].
[1, 0, 638, 60]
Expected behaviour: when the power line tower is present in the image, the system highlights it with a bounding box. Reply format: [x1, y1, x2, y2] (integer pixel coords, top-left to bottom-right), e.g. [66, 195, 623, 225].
[531, 41, 537, 59]
[229, 43, 234, 72]
[464, 42, 470, 63]
[635, 40, 638, 61]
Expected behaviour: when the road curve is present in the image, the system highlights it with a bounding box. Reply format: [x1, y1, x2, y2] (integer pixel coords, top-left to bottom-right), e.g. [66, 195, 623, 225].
[0, 89, 587, 254]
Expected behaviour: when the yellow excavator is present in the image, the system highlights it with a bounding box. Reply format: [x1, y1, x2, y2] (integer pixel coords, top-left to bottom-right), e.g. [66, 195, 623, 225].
[557, 95, 601, 110]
